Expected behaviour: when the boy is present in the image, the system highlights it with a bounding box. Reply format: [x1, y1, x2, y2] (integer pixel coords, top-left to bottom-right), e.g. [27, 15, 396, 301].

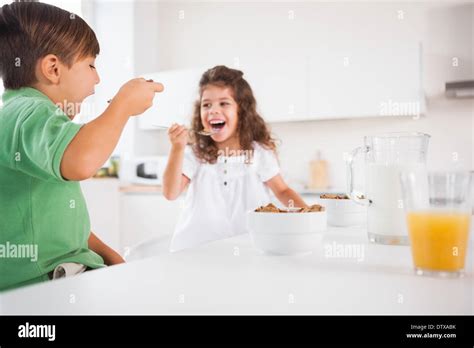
[0, 2, 163, 291]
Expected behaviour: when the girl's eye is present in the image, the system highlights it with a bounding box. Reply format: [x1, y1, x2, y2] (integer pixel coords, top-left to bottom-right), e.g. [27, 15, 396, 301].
[89, 64, 96, 69]
[202, 103, 210, 108]
[221, 102, 230, 106]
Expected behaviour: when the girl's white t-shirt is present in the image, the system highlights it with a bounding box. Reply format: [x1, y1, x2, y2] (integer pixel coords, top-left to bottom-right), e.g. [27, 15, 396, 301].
[169, 142, 279, 252]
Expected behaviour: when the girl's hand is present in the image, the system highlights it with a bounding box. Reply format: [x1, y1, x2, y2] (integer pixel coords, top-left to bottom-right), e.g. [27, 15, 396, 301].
[168, 123, 188, 150]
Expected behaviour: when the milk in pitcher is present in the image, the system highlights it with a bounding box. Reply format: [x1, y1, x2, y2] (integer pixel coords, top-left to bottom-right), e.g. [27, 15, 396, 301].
[366, 163, 427, 244]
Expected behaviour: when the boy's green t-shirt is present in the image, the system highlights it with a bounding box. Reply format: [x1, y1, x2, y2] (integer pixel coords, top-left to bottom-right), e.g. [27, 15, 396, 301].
[0, 87, 105, 292]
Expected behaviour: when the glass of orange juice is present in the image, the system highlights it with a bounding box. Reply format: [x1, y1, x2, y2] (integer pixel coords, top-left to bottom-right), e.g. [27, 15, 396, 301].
[400, 171, 472, 277]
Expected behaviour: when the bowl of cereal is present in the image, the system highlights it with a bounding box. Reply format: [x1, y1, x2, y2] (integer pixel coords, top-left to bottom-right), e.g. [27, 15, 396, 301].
[319, 194, 366, 227]
[247, 203, 327, 255]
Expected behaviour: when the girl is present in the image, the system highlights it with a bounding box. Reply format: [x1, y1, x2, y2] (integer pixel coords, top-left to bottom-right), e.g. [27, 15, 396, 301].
[163, 65, 307, 251]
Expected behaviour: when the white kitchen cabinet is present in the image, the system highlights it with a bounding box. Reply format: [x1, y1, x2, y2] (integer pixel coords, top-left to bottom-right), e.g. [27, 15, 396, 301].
[243, 54, 309, 122]
[80, 178, 120, 251]
[81, 179, 183, 255]
[138, 68, 204, 129]
[308, 41, 425, 119]
[136, 44, 423, 125]
[147, 3, 426, 123]
[244, 41, 424, 122]
[119, 192, 184, 252]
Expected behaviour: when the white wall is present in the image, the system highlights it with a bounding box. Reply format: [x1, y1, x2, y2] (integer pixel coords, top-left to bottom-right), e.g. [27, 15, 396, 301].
[133, 0, 170, 156]
[272, 98, 473, 190]
[80, 0, 136, 161]
[131, 1, 473, 190]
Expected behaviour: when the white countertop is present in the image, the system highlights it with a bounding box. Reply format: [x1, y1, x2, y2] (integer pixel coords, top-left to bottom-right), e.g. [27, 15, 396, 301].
[1, 226, 472, 315]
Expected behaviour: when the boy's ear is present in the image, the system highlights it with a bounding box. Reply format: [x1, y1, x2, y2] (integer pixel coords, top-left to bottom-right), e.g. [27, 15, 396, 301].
[39, 54, 62, 84]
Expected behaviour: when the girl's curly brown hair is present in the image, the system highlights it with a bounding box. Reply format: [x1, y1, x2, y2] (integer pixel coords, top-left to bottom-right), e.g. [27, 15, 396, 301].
[190, 65, 278, 163]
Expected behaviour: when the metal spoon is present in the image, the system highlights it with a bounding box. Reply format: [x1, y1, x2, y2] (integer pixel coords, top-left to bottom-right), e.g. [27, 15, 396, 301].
[152, 125, 216, 136]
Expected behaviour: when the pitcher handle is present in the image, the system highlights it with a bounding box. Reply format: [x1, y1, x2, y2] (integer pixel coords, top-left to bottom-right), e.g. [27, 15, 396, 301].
[346, 146, 371, 206]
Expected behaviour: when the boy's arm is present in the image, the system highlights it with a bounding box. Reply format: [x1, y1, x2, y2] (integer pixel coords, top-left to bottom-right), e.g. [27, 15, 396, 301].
[88, 232, 125, 266]
[265, 174, 308, 208]
[60, 102, 128, 180]
[60, 79, 164, 181]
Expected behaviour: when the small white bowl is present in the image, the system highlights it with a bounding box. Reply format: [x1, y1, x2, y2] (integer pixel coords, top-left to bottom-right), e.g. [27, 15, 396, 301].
[320, 198, 366, 227]
[247, 210, 327, 255]
[250, 232, 322, 255]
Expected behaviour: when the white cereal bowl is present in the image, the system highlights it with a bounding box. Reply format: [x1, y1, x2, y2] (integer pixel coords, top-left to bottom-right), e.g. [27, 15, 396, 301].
[321, 198, 366, 227]
[246, 210, 327, 255]
[249, 233, 323, 255]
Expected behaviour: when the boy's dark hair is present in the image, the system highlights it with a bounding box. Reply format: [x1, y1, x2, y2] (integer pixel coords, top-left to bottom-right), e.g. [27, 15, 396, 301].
[0, 1, 100, 89]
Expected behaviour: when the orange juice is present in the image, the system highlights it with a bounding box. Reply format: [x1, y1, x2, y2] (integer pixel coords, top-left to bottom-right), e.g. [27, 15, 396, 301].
[407, 211, 471, 272]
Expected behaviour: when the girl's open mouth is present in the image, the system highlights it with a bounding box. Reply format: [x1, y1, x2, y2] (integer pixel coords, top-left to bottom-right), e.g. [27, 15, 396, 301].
[209, 120, 226, 133]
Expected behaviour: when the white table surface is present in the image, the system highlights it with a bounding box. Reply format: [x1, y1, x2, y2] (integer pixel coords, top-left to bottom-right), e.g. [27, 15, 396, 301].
[1, 226, 472, 315]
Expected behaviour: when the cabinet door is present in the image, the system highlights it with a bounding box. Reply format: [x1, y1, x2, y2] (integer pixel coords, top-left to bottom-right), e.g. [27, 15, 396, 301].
[243, 54, 309, 123]
[119, 193, 183, 251]
[80, 179, 120, 251]
[138, 68, 203, 129]
[308, 41, 423, 119]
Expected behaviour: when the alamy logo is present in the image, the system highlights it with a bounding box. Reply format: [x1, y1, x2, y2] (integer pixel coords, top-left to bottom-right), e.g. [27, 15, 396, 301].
[217, 148, 254, 164]
[18, 322, 56, 341]
[324, 241, 365, 262]
[0, 242, 38, 262]
[379, 99, 420, 118]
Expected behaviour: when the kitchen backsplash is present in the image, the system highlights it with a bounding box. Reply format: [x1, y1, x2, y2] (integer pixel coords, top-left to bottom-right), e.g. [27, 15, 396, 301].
[270, 98, 473, 191]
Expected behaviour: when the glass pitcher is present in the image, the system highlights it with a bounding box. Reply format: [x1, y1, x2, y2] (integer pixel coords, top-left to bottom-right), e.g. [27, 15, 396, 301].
[346, 132, 430, 245]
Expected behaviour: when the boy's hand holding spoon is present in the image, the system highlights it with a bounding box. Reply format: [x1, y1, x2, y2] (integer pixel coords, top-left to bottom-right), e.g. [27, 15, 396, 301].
[107, 78, 164, 116]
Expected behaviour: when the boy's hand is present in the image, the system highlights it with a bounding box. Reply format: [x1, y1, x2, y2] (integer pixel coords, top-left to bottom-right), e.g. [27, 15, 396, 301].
[111, 78, 164, 116]
[88, 232, 125, 266]
[168, 123, 188, 150]
[105, 250, 126, 266]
